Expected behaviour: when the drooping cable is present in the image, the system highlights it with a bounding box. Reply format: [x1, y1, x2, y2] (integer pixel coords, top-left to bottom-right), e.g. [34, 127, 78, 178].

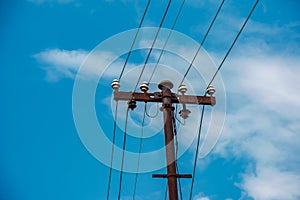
[148, 0, 186, 83]
[132, 0, 172, 93]
[118, 0, 151, 81]
[172, 110, 180, 161]
[189, 105, 205, 200]
[117, 107, 130, 200]
[207, 0, 259, 87]
[106, 101, 119, 200]
[174, 104, 186, 126]
[179, 0, 225, 86]
[145, 103, 159, 118]
[132, 103, 147, 200]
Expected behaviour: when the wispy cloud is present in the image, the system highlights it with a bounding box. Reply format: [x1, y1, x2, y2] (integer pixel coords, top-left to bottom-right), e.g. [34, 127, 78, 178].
[33, 48, 123, 81]
[212, 45, 300, 199]
[194, 193, 210, 200]
[33, 49, 88, 81]
[240, 165, 300, 200]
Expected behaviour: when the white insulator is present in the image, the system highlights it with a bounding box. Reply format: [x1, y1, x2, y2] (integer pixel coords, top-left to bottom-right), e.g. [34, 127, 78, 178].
[178, 84, 187, 94]
[206, 85, 215, 96]
[139, 81, 149, 92]
[111, 79, 120, 90]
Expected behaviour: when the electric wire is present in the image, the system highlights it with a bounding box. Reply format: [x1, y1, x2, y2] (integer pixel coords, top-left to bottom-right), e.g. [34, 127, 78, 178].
[207, 0, 259, 87]
[118, 0, 151, 81]
[172, 111, 179, 160]
[188, 105, 205, 200]
[176, 164, 183, 200]
[132, 0, 172, 93]
[145, 103, 159, 118]
[164, 185, 168, 200]
[118, 2, 172, 198]
[106, 101, 119, 200]
[148, 0, 186, 83]
[132, 103, 147, 200]
[114, 0, 259, 199]
[189, 2, 259, 199]
[117, 107, 130, 200]
[172, 110, 183, 200]
[179, 0, 225, 86]
[174, 104, 186, 126]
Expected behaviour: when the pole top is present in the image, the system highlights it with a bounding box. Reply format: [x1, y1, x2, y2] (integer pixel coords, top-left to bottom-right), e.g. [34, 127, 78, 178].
[158, 80, 174, 90]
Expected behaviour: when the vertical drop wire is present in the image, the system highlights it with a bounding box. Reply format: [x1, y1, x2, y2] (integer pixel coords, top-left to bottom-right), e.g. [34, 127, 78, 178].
[189, 105, 205, 200]
[117, 107, 130, 200]
[106, 101, 119, 200]
[172, 110, 183, 200]
[132, 103, 147, 200]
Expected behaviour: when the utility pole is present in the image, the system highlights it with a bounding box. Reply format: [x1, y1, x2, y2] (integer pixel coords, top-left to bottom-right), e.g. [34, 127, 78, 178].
[112, 79, 216, 200]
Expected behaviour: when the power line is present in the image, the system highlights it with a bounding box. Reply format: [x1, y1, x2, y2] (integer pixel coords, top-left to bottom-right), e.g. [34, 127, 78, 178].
[132, 0, 172, 93]
[132, 103, 147, 200]
[189, 105, 205, 200]
[111, 0, 259, 199]
[145, 102, 159, 118]
[189, 1, 259, 199]
[118, 0, 151, 81]
[164, 185, 168, 200]
[179, 0, 225, 86]
[118, 2, 172, 198]
[117, 107, 130, 200]
[148, 0, 186, 83]
[207, 0, 259, 87]
[106, 101, 119, 200]
[172, 111, 183, 200]
[171, 5, 227, 196]
[176, 165, 183, 200]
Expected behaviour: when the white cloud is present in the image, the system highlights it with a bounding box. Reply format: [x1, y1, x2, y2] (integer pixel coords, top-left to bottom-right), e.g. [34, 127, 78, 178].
[212, 43, 300, 199]
[194, 193, 210, 200]
[33, 48, 123, 81]
[34, 49, 88, 81]
[240, 166, 300, 200]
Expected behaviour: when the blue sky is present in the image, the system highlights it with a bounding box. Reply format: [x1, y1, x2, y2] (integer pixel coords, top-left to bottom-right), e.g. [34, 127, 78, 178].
[1, 0, 300, 200]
